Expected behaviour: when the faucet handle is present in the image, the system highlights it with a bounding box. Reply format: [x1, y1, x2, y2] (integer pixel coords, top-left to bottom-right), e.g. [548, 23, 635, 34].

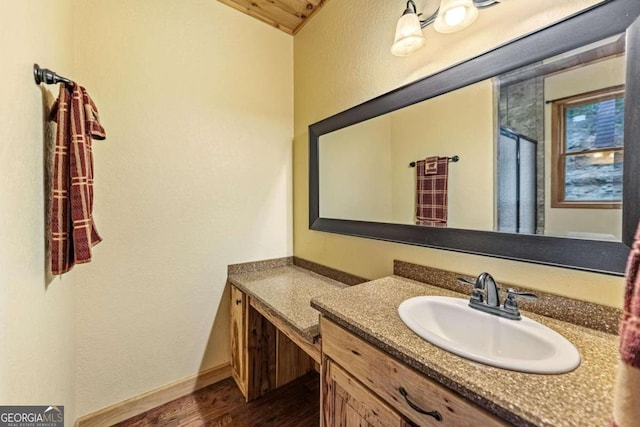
[456, 277, 476, 286]
[456, 277, 484, 303]
[505, 288, 538, 301]
[503, 288, 538, 319]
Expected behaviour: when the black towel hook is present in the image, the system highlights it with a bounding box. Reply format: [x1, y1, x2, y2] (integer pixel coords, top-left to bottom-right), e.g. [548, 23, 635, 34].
[33, 64, 74, 87]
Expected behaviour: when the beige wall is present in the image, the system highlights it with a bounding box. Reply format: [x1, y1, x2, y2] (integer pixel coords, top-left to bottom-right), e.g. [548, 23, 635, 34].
[320, 116, 393, 221]
[293, 0, 625, 308]
[389, 79, 494, 228]
[544, 55, 625, 240]
[2, 0, 293, 422]
[3, 0, 291, 421]
[0, 1, 77, 425]
[71, 0, 293, 417]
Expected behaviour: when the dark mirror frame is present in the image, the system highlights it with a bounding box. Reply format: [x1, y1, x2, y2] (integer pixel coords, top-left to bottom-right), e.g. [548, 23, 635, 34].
[309, 0, 640, 276]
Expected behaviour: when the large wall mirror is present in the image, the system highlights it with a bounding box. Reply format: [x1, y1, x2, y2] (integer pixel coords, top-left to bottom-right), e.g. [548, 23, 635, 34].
[309, 0, 640, 276]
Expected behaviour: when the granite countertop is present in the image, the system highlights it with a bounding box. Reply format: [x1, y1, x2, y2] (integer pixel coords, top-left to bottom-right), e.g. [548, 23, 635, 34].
[228, 265, 347, 342]
[311, 275, 619, 427]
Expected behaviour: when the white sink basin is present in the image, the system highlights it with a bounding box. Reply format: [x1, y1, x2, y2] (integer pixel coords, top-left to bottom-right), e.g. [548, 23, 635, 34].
[398, 296, 580, 374]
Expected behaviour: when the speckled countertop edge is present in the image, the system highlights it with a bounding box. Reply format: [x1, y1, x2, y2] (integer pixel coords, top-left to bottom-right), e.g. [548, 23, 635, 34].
[227, 256, 293, 275]
[311, 275, 619, 427]
[293, 257, 368, 286]
[228, 264, 347, 342]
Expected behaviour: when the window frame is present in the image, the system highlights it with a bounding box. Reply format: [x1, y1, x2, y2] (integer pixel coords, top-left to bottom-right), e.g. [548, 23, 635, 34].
[551, 84, 625, 209]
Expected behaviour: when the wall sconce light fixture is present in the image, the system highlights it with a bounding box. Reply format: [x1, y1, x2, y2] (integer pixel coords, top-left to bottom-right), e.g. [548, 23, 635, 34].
[392, 0, 500, 56]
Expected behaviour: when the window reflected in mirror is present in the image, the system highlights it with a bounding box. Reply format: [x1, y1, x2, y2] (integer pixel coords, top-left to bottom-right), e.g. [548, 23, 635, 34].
[551, 85, 624, 207]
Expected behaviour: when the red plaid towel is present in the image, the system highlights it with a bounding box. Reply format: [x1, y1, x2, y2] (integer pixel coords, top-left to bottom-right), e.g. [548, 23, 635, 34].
[49, 84, 106, 275]
[416, 156, 448, 227]
[611, 223, 640, 426]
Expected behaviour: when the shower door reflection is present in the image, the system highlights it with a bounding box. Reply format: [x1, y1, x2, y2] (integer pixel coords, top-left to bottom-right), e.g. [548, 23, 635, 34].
[497, 128, 537, 234]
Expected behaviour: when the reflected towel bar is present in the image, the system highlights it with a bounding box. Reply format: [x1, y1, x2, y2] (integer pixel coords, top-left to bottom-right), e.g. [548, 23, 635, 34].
[409, 155, 459, 167]
[33, 64, 74, 87]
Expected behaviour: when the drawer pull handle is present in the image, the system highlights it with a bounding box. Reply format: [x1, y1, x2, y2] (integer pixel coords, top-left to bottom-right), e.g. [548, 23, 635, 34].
[399, 387, 442, 421]
[235, 299, 242, 305]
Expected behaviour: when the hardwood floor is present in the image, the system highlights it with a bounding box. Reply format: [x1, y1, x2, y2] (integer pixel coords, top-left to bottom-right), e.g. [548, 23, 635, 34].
[115, 372, 320, 427]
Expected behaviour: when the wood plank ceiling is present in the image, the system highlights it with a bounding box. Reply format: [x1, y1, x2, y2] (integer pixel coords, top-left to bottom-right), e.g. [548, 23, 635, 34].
[218, 0, 327, 35]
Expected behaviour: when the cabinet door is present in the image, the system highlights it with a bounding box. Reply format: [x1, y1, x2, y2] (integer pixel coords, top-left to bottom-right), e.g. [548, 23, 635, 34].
[323, 358, 413, 427]
[230, 284, 247, 396]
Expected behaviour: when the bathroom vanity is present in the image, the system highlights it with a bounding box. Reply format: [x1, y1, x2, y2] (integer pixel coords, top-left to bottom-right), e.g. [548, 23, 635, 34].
[227, 259, 346, 401]
[312, 275, 619, 427]
[228, 258, 620, 426]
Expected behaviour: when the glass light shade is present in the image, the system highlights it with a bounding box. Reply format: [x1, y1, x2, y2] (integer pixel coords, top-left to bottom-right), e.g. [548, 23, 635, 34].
[433, 0, 478, 33]
[391, 13, 425, 56]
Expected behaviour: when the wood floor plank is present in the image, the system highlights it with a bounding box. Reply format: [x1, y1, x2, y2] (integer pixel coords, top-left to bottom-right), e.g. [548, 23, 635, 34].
[115, 372, 319, 427]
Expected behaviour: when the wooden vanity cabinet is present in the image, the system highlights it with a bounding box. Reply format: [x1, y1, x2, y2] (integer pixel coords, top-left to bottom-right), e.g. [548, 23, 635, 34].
[321, 317, 509, 427]
[230, 283, 248, 397]
[229, 283, 315, 402]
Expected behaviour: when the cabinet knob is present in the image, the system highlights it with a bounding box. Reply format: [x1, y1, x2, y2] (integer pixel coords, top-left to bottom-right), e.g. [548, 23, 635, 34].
[235, 299, 242, 305]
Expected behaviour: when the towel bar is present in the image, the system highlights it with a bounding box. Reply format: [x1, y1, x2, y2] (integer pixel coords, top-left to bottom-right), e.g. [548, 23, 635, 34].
[409, 155, 459, 168]
[33, 64, 74, 87]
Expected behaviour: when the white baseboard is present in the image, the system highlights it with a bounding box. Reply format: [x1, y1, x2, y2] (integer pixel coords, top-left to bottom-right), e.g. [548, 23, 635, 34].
[76, 362, 232, 427]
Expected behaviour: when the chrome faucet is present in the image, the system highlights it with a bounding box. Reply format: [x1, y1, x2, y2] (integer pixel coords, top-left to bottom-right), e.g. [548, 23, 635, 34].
[457, 272, 537, 320]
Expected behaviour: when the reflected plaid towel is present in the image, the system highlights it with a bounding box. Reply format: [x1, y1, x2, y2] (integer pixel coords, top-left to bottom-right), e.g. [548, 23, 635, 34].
[49, 84, 106, 275]
[416, 156, 448, 227]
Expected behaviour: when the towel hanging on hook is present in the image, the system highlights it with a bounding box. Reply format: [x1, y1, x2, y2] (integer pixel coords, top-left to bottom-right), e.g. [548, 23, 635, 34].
[33, 64, 74, 87]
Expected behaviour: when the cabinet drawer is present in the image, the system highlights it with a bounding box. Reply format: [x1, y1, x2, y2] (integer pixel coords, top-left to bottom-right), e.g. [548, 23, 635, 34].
[321, 318, 508, 427]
